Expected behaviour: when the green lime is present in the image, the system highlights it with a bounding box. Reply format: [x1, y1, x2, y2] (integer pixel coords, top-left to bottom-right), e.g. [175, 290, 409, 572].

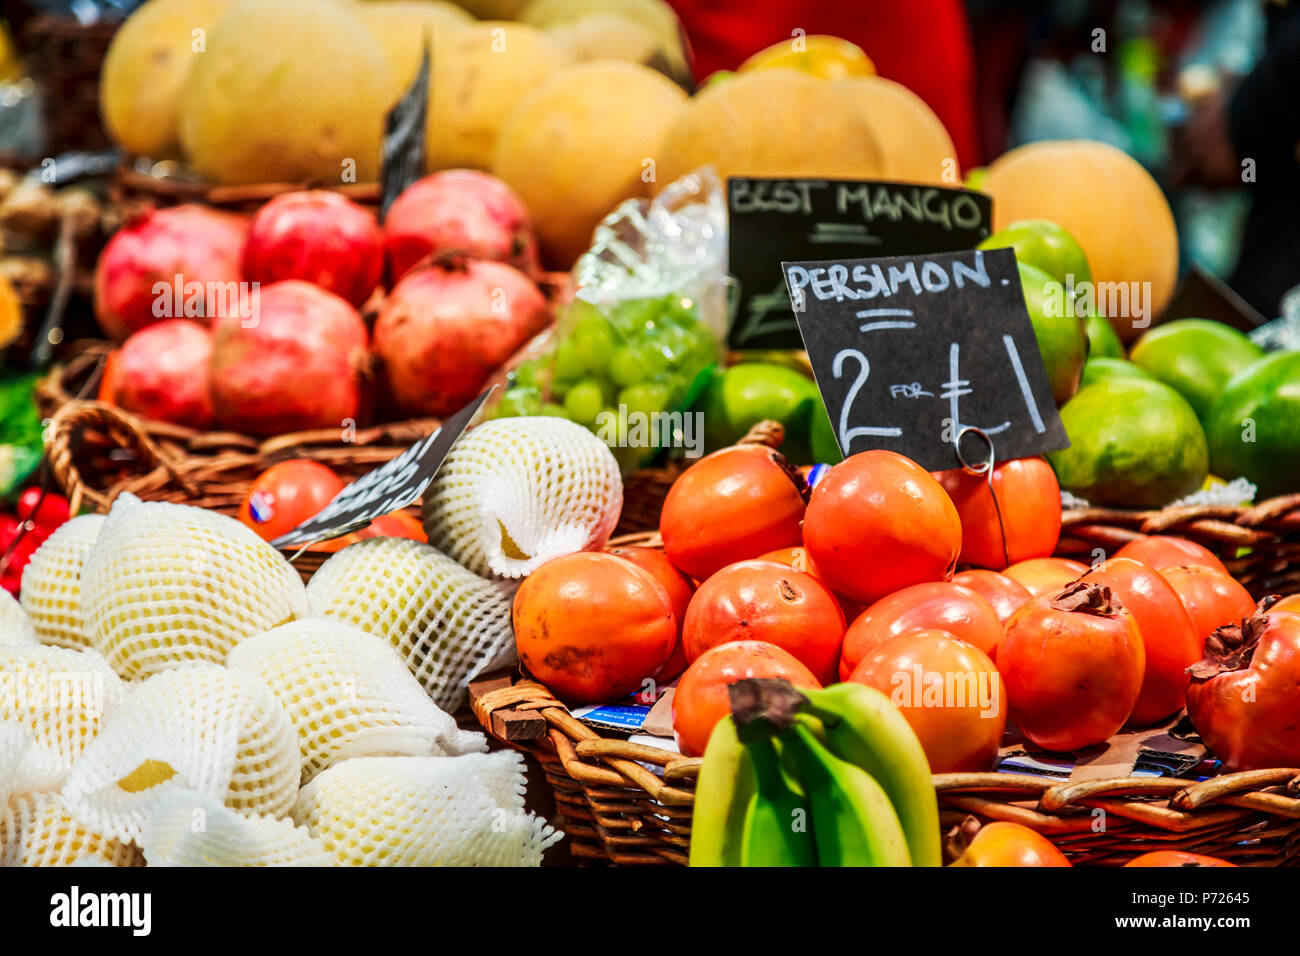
[809, 396, 843, 464]
[1049, 378, 1208, 508]
[1019, 261, 1088, 406]
[1205, 351, 1300, 499]
[1079, 357, 1155, 390]
[1085, 313, 1125, 360]
[1129, 318, 1265, 424]
[703, 362, 820, 460]
[979, 218, 1093, 287]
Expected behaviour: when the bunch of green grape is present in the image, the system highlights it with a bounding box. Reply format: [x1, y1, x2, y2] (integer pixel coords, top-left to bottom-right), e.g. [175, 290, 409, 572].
[495, 293, 719, 470]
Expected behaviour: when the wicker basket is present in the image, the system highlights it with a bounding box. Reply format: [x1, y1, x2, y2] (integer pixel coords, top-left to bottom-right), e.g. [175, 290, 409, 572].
[36, 347, 440, 579]
[470, 669, 1300, 867]
[1058, 500, 1300, 599]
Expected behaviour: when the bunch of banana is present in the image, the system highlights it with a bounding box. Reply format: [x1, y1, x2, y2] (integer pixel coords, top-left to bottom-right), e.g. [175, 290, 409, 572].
[689, 680, 941, 867]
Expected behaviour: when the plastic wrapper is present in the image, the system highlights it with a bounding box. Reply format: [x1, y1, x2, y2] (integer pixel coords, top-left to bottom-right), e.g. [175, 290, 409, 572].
[494, 168, 728, 472]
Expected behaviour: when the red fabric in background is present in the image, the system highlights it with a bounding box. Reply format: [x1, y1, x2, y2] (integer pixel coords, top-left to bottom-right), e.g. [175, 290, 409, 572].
[667, 0, 983, 170]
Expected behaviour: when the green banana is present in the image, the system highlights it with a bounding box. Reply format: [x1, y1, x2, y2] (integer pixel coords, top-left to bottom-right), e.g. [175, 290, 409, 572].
[736, 734, 816, 867]
[782, 721, 912, 867]
[797, 683, 942, 867]
[688, 717, 755, 867]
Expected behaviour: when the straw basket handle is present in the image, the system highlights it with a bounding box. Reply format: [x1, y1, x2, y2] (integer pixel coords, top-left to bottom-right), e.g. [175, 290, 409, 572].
[45, 401, 189, 514]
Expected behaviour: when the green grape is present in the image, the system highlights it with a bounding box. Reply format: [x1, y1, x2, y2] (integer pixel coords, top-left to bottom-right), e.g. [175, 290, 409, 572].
[570, 313, 617, 371]
[611, 296, 659, 332]
[495, 387, 541, 419]
[540, 402, 568, 418]
[552, 340, 585, 382]
[512, 358, 542, 389]
[609, 343, 669, 386]
[619, 382, 673, 421]
[563, 379, 606, 425]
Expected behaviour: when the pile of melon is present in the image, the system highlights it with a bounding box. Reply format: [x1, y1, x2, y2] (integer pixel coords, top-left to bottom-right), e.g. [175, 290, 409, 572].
[101, 0, 963, 269]
[102, 0, 1175, 308]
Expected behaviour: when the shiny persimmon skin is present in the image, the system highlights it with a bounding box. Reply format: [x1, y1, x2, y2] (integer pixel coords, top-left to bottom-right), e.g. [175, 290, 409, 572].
[607, 545, 695, 683]
[759, 546, 864, 622]
[660, 445, 807, 581]
[672, 641, 821, 757]
[1158, 564, 1257, 644]
[1185, 609, 1300, 771]
[683, 560, 845, 684]
[1082, 557, 1200, 727]
[998, 590, 1145, 751]
[803, 450, 961, 605]
[839, 581, 1003, 680]
[513, 552, 676, 706]
[1275, 594, 1300, 615]
[951, 569, 1033, 624]
[1114, 535, 1228, 575]
[238, 459, 345, 543]
[932, 457, 1061, 570]
[1002, 557, 1088, 597]
[949, 822, 1071, 867]
[1124, 851, 1236, 867]
[849, 629, 1005, 773]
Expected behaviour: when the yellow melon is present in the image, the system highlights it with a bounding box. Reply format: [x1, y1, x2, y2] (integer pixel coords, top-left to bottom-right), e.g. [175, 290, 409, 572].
[178, 0, 398, 185]
[740, 34, 875, 79]
[836, 76, 958, 186]
[426, 21, 570, 171]
[357, 1, 473, 88]
[655, 68, 886, 190]
[982, 139, 1179, 339]
[99, 0, 234, 159]
[447, 0, 528, 16]
[520, 0, 682, 58]
[545, 12, 689, 84]
[492, 60, 687, 268]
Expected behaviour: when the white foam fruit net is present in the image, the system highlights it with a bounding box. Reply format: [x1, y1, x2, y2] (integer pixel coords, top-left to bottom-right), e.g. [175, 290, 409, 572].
[0, 718, 67, 807]
[1, 588, 37, 646]
[227, 618, 485, 783]
[305, 538, 517, 712]
[2, 791, 143, 867]
[61, 663, 301, 844]
[0, 645, 124, 778]
[81, 494, 309, 680]
[20, 514, 105, 651]
[141, 788, 333, 867]
[421, 417, 623, 580]
[292, 753, 561, 866]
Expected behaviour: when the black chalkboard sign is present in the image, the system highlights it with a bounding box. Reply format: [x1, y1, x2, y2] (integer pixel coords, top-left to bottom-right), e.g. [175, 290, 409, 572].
[270, 387, 492, 549]
[728, 177, 992, 350]
[784, 248, 1069, 472]
[380, 38, 431, 221]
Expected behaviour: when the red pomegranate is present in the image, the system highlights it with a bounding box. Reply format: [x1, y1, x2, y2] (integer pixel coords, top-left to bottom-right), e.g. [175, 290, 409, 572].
[374, 258, 550, 418]
[243, 191, 384, 307]
[93, 204, 248, 341]
[108, 320, 214, 428]
[209, 280, 369, 436]
[384, 171, 539, 282]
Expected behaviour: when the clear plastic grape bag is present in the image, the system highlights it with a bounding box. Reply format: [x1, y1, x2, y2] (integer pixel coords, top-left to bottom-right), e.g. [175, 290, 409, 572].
[495, 169, 728, 471]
